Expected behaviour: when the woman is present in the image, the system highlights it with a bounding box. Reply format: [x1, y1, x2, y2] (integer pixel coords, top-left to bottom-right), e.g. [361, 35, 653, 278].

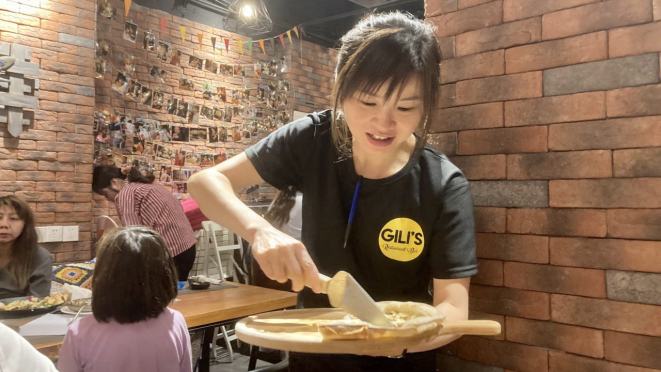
[0, 196, 53, 300]
[92, 165, 198, 281]
[189, 12, 476, 371]
[58, 226, 192, 372]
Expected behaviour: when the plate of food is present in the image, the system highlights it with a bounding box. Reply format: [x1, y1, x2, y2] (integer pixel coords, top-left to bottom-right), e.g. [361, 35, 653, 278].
[0, 293, 68, 318]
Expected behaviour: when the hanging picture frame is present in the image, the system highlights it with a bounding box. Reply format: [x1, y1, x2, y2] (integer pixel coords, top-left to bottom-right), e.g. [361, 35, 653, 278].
[157, 41, 171, 62]
[123, 21, 138, 43]
[143, 30, 156, 51]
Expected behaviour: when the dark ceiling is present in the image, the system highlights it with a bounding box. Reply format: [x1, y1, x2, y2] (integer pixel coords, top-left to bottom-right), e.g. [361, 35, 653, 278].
[135, 0, 424, 48]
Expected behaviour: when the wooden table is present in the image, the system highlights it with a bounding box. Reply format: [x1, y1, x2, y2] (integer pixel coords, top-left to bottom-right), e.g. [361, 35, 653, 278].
[1, 282, 297, 372]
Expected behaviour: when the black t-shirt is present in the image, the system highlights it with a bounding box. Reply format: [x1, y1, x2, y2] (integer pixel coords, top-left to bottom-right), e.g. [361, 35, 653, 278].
[246, 110, 477, 308]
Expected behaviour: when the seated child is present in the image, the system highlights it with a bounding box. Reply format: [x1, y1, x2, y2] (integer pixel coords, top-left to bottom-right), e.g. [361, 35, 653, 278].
[58, 226, 192, 372]
[0, 196, 53, 300]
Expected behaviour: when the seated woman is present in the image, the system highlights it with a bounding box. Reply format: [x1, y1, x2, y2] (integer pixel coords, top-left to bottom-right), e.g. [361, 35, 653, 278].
[0, 196, 53, 300]
[57, 226, 192, 372]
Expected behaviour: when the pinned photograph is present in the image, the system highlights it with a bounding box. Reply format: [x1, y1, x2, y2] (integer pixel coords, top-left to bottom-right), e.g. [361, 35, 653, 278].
[185, 152, 200, 166]
[170, 125, 190, 142]
[99, 1, 115, 19]
[189, 127, 208, 142]
[233, 106, 241, 117]
[219, 127, 228, 142]
[132, 136, 145, 154]
[149, 65, 166, 83]
[188, 55, 204, 70]
[157, 41, 170, 62]
[233, 64, 244, 77]
[123, 54, 137, 74]
[218, 86, 227, 103]
[278, 80, 290, 92]
[231, 89, 240, 104]
[176, 100, 188, 118]
[123, 21, 138, 43]
[156, 124, 172, 142]
[139, 86, 153, 106]
[213, 107, 224, 121]
[202, 82, 213, 100]
[111, 72, 128, 94]
[167, 98, 179, 115]
[125, 79, 141, 101]
[200, 105, 214, 119]
[98, 39, 111, 57]
[170, 47, 181, 66]
[220, 64, 233, 76]
[173, 149, 187, 166]
[187, 103, 200, 124]
[152, 91, 164, 110]
[253, 62, 261, 79]
[143, 31, 156, 51]
[243, 88, 251, 102]
[204, 59, 219, 74]
[223, 108, 233, 123]
[159, 165, 173, 183]
[95, 56, 107, 79]
[208, 127, 220, 143]
[199, 155, 215, 167]
[179, 77, 194, 91]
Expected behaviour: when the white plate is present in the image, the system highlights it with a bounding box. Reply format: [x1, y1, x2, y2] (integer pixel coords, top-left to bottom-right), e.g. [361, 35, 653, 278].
[60, 306, 92, 316]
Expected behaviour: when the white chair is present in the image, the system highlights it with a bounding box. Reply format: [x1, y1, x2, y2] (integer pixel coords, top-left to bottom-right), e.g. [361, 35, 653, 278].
[96, 215, 118, 238]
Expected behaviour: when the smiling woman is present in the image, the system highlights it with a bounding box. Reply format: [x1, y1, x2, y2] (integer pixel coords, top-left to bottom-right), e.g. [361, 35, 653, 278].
[0, 196, 53, 300]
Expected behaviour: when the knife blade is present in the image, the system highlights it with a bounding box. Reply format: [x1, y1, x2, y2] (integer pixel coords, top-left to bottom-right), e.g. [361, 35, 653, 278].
[319, 271, 393, 327]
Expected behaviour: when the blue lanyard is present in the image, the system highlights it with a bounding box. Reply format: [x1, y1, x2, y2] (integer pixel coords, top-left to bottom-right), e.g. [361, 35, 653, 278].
[343, 176, 363, 249]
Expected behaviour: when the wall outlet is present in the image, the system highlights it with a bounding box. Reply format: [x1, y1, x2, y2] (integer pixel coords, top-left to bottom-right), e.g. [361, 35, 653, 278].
[35, 227, 48, 243]
[46, 226, 63, 242]
[62, 226, 79, 242]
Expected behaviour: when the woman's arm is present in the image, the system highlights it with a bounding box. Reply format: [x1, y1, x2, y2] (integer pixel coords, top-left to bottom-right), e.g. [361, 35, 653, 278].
[188, 153, 321, 292]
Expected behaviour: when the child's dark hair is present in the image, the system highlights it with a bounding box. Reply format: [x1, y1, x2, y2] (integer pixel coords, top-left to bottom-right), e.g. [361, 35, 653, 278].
[92, 165, 155, 195]
[264, 186, 298, 229]
[92, 226, 178, 324]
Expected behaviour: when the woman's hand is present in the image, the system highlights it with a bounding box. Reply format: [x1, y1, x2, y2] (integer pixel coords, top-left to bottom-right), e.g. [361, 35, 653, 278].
[252, 225, 321, 293]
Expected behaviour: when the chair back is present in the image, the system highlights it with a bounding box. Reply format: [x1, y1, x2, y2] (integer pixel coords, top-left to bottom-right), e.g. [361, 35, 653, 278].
[96, 215, 118, 238]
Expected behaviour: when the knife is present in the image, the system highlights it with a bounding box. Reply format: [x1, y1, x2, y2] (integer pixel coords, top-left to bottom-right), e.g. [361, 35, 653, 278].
[318, 271, 393, 327]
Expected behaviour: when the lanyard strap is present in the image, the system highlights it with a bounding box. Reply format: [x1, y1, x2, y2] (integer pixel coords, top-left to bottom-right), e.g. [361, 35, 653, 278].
[343, 176, 363, 249]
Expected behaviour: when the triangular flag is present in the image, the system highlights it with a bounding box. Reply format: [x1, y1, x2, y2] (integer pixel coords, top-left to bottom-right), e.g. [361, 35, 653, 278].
[286, 30, 292, 44]
[180, 26, 186, 43]
[278, 34, 285, 48]
[160, 18, 166, 34]
[197, 33, 203, 48]
[238, 40, 243, 55]
[125, 0, 131, 16]
[270, 38, 275, 51]
[293, 26, 299, 38]
[224, 38, 229, 53]
[248, 40, 253, 54]
[258, 39, 265, 54]
[211, 36, 217, 51]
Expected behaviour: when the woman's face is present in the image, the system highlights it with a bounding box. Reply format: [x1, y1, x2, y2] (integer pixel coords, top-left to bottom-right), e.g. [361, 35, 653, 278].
[0, 205, 25, 245]
[342, 77, 423, 156]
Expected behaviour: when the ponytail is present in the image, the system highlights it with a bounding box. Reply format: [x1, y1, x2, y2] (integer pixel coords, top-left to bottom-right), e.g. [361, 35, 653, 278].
[264, 186, 298, 229]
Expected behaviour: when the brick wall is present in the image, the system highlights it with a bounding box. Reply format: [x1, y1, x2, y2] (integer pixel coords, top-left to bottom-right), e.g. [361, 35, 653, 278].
[0, 0, 335, 263]
[426, 0, 661, 371]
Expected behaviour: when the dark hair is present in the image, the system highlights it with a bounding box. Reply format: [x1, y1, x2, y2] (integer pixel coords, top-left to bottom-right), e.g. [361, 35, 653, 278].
[92, 226, 178, 324]
[92, 165, 155, 195]
[0, 196, 38, 290]
[264, 186, 298, 229]
[331, 11, 442, 157]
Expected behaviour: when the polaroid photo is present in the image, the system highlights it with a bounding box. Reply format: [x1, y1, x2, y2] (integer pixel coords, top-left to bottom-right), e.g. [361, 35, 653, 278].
[149, 65, 165, 83]
[213, 107, 224, 121]
[170, 126, 190, 143]
[179, 77, 194, 91]
[176, 100, 188, 118]
[159, 165, 173, 184]
[187, 103, 200, 124]
[99, 1, 115, 19]
[95, 56, 107, 79]
[173, 149, 187, 166]
[185, 152, 200, 166]
[188, 55, 203, 70]
[223, 108, 233, 123]
[189, 127, 207, 142]
[139, 86, 153, 106]
[132, 136, 145, 154]
[253, 62, 262, 78]
[111, 72, 128, 94]
[152, 91, 164, 110]
[208, 127, 220, 143]
[123, 54, 136, 74]
[125, 79, 141, 101]
[167, 98, 179, 115]
[143, 31, 156, 51]
[157, 41, 170, 62]
[97, 39, 111, 57]
[204, 59, 219, 74]
[233, 65, 244, 77]
[201, 105, 214, 119]
[170, 48, 181, 66]
[123, 21, 138, 43]
[202, 82, 213, 100]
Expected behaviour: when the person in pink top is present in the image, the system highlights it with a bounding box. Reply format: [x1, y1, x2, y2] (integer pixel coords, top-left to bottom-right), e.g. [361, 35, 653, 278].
[57, 226, 192, 372]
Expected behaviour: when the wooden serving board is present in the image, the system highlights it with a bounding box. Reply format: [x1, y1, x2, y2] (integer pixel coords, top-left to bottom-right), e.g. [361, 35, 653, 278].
[236, 308, 485, 357]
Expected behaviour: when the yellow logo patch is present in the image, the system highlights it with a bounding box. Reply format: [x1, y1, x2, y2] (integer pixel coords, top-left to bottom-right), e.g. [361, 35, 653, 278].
[378, 218, 424, 262]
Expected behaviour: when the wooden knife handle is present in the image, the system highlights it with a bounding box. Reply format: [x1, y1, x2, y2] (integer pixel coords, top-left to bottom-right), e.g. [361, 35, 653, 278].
[318, 274, 332, 294]
[440, 320, 501, 336]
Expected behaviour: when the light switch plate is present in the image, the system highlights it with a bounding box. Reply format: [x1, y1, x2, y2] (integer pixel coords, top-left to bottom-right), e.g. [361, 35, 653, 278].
[46, 226, 63, 242]
[62, 226, 79, 242]
[35, 227, 47, 243]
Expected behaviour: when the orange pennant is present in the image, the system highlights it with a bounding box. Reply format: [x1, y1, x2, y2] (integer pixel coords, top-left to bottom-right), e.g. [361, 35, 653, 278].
[125, 0, 131, 16]
[293, 26, 299, 38]
[180, 26, 186, 43]
[224, 38, 229, 52]
[279, 34, 285, 48]
[160, 18, 166, 34]
[197, 33, 203, 48]
[258, 39, 265, 54]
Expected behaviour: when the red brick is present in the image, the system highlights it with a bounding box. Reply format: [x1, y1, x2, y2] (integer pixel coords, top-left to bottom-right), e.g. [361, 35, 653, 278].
[427, 132, 457, 155]
[30, 48, 58, 62]
[458, 126, 547, 155]
[456, 17, 541, 57]
[0, 1, 19, 12]
[36, 141, 75, 153]
[470, 285, 550, 319]
[477, 233, 549, 263]
[0, 148, 16, 159]
[507, 317, 604, 358]
[458, 0, 494, 8]
[552, 294, 661, 336]
[506, 31, 607, 74]
[57, 133, 91, 144]
[549, 116, 661, 151]
[440, 50, 504, 83]
[507, 208, 607, 237]
[505, 262, 606, 297]
[55, 251, 91, 263]
[18, 25, 57, 41]
[551, 237, 661, 273]
[55, 92, 93, 106]
[0, 20, 18, 33]
[74, 144, 93, 154]
[55, 212, 93, 223]
[58, 113, 93, 125]
[36, 202, 74, 213]
[74, 203, 91, 212]
[36, 90, 58, 101]
[434, 102, 503, 132]
[34, 122, 74, 133]
[74, 183, 91, 193]
[59, 0, 95, 11]
[17, 130, 57, 142]
[607, 209, 661, 241]
[38, 161, 74, 172]
[17, 150, 57, 161]
[605, 331, 661, 370]
[17, 141, 35, 150]
[550, 350, 660, 372]
[550, 179, 661, 208]
[57, 53, 93, 68]
[614, 148, 661, 177]
[14, 191, 54, 202]
[542, 0, 653, 40]
[0, 159, 37, 171]
[459, 336, 548, 372]
[41, 40, 77, 55]
[41, 60, 77, 75]
[16, 171, 55, 181]
[610, 20, 661, 59]
[607, 84, 661, 118]
[36, 182, 75, 192]
[0, 181, 35, 192]
[0, 170, 17, 181]
[57, 153, 89, 163]
[39, 101, 76, 114]
[503, 0, 598, 22]
[473, 259, 503, 286]
[429, 0, 503, 38]
[507, 151, 611, 180]
[0, 11, 39, 27]
[450, 155, 506, 180]
[0, 32, 40, 48]
[474, 207, 506, 233]
[505, 92, 605, 127]
[40, 0, 77, 16]
[74, 164, 93, 174]
[58, 74, 93, 87]
[56, 172, 91, 183]
[56, 192, 90, 202]
[438, 36, 455, 60]
[456, 72, 542, 105]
